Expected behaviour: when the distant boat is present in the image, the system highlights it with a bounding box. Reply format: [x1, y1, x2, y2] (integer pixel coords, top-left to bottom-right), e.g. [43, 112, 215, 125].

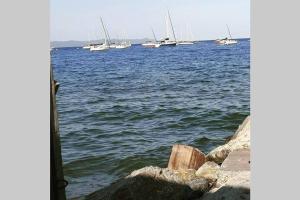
[83, 32, 94, 49]
[115, 31, 131, 49]
[83, 44, 92, 49]
[90, 17, 110, 51]
[83, 43, 102, 49]
[160, 10, 177, 47]
[177, 24, 194, 45]
[216, 25, 238, 45]
[116, 41, 131, 49]
[142, 42, 161, 48]
[159, 37, 177, 47]
[142, 28, 161, 48]
[177, 41, 194, 45]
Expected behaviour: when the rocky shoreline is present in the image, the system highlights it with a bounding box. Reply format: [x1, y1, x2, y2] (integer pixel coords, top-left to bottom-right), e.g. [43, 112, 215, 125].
[74, 116, 250, 200]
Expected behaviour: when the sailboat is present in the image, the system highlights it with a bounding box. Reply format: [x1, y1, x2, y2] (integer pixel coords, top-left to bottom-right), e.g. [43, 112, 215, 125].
[216, 24, 238, 45]
[115, 31, 131, 49]
[159, 10, 177, 47]
[115, 41, 131, 49]
[83, 32, 91, 49]
[90, 17, 110, 51]
[177, 24, 194, 45]
[142, 28, 161, 48]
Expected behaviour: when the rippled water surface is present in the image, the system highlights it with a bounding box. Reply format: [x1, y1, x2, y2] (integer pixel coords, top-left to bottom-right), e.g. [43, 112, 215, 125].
[51, 39, 250, 198]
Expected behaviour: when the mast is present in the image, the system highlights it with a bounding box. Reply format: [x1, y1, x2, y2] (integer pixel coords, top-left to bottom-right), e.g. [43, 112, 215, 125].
[151, 28, 157, 42]
[226, 24, 233, 39]
[168, 10, 177, 42]
[165, 15, 170, 38]
[104, 23, 112, 46]
[105, 24, 111, 45]
[100, 17, 108, 45]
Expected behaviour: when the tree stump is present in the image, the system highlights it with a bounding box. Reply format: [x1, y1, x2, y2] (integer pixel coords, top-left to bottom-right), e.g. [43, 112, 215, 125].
[168, 144, 206, 170]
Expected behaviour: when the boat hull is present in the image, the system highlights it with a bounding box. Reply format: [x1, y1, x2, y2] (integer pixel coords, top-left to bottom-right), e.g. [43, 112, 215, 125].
[160, 42, 177, 47]
[216, 39, 238, 45]
[177, 42, 194, 45]
[142, 43, 161, 48]
[90, 45, 109, 51]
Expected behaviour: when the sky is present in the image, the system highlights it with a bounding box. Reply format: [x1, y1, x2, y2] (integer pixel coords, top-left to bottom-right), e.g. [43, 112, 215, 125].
[50, 0, 250, 41]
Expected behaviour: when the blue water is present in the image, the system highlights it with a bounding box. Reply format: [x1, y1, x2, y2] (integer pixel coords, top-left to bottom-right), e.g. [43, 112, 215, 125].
[51, 39, 250, 199]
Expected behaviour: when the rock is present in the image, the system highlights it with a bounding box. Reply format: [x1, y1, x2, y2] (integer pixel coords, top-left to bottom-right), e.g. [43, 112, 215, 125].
[168, 144, 206, 171]
[128, 166, 210, 193]
[188, 178, 210, 191]
[195, 162, 220, 184]
[221, 149, 250, 171]
[85, 175, 195, 200]
[200, 171, 250, 200]
[85, 166, 212, 200]
[200, 149, 250, 200]
[206, 116, 250, 164]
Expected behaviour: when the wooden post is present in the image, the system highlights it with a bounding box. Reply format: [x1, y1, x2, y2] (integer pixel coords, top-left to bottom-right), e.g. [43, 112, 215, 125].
[168, 144, 206, 171]
[51, 65, 67, 200]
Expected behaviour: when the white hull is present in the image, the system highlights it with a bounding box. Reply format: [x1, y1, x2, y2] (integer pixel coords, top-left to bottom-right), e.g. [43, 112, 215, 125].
[82, 46, 91, 49]
[115, 43, 131, 49]
[90, 45, 109, 51]
[160, 41, 177, 47]
[109, 44, 117, 48]
[142, 43, 161, 48]
[216, 39, 238, 45]
[224, 39, 237, 45]
[177, 41, 194, 45]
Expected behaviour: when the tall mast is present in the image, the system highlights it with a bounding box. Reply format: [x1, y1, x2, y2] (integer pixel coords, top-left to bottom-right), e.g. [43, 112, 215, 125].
[168, 10, 177, 42]
[151, 28, 157, 42]
[104, 23, 111, 46]
[100, 17, 108, 45]
[165, 15, 169, 38]
[226, 24, 233, 39]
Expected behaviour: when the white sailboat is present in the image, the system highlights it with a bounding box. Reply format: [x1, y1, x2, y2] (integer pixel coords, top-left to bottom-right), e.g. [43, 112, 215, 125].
[115, 41, 131, 49]
[142, 28, 161, 48]
[90, 17, 110, 51]
[83, 45, 91, 49]
[159, 10, 177, 47]
[216, 24, 238, 45]
[177, 24, 194, 45]
[83, 32, 99, 49]
[82, 33, 90, 49]
[115, 31, 131, 49]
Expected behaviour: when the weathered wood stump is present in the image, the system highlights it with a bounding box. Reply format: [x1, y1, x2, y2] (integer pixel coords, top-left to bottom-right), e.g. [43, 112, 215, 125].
[168, 144, 206, 170]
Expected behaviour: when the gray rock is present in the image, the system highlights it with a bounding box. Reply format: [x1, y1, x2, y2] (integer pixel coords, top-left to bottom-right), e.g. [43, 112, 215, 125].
[85, 166, 211, 200]
[129, 166, 210, 192]
[85, 175, 195, 200]
[200, 150, 250, 200]
[206, 116, 250, 164]
[221, 149, 250, 171]
[195, 161, 220, 184]
[200, 171, 250, 200]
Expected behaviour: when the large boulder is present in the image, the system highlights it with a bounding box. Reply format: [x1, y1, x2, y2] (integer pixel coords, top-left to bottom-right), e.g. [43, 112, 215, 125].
[200, 171, 250, 200]
[206, 116, 250, 164]
[85, 166, 211, 200]
[200, 149, 250, 200]
[128, 166, 210, 193]
[195, 161, 220, 184]
[85, 175, 194, 200]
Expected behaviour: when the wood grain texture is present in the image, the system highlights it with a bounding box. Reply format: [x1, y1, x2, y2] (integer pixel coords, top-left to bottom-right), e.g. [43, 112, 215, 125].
[168, 144, 206, 170]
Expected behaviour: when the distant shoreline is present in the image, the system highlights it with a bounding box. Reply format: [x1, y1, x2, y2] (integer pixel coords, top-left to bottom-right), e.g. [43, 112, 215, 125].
[50, 38, 250, 48]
